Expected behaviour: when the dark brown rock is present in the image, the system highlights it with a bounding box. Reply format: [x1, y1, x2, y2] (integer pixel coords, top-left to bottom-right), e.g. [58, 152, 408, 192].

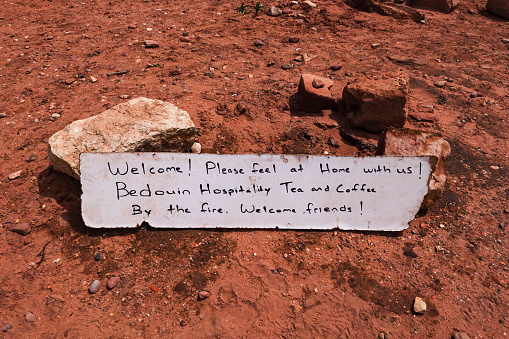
[298, 74, 335, 113]
[409, 0, 459, 13]
[343, 73, 409, 133]
[234, 103, 247, 115]
[377, 128, 451, 211]
[346, 0, 378, 11]
[487, 0, 509, 19]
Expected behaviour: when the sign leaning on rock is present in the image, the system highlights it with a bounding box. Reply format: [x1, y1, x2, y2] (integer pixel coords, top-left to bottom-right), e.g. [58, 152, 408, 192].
[80, 153, 432, 231]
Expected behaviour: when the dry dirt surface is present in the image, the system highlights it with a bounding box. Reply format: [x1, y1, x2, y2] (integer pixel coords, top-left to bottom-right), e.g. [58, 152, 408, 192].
[1, 0, 509, 338]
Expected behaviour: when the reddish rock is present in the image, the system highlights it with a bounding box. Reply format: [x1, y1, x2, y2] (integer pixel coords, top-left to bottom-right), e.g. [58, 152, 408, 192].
[378, 3, 425, 22]
[343, 73, 409, 133]
[409, 0, 459, 13]
[107, 276, 121, 290]
[7, 223, 31, 235]
[377, 128, 451, 211]
[198, 290, 211, 300]
[25, 312, 36, 323]
[408, 113, 439, 123]
[486, 0, 509, 19]
[298, 74, 335, 113]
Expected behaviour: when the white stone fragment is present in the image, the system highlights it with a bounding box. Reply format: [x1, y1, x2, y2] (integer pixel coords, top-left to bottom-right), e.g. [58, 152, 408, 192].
[48, 97, 196, 179]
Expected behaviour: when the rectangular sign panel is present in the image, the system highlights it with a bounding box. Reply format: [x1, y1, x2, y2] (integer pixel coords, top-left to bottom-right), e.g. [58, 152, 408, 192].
[80, 153, 431, 231]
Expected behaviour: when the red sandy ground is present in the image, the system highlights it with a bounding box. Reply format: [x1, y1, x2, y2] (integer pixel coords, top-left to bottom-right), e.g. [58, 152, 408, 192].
[0, 0, 508, 337]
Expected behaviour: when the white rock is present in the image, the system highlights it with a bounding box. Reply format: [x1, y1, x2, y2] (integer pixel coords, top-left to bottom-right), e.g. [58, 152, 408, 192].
[191, 142, 202, 154]
[48, 97, 196, 179]
[413, 297, 427, 314]
[302, 0, 317, 8]
[266, 6, 282, 16]
[8, 170, 22, 180]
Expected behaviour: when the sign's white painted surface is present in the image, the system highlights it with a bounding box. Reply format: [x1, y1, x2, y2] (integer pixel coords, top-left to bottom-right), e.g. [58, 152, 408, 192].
[80, 153, 431, 230]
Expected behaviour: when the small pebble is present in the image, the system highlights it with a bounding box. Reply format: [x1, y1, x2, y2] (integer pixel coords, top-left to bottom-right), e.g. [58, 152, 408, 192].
[470, 92, 481, 98]
[234, 102, 247, 115]
[302, 0, 317, 8]
[107, 276, 121, 290]
[7, 223, 31, 235]
[327, 137, 339, 148]
[90, 76, 98, 83]
[330, 64, 342, 71]
[51, 113, 61, 119]
[435, 80, 447, 88]
[281, 63, 293, 70]
[94, 251, 105, 261]
[198, 290, 210, 300]
[2, 324, 12, 333]
[89, 280, 101, 294]
[119, 94, 131, 99]
[371, 43, 380, 48]
[312, 78, 325, 89]
[191, 142, 202, 154]
[413, 297, 427, 314]
[254, 40, 264, 47]
[26, 154, 38, 162]
[0, 113, 6, 118]
[25, 312, 36, 323]
[144, 40, 159, 48]
[289, 36, 300, 43]
[453, 332, 470, 339]
[8, 170, 22, 180]
[182, 31, 189, 37]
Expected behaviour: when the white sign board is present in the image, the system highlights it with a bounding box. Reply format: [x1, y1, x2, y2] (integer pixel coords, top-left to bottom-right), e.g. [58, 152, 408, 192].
[80, 153, 431, 231]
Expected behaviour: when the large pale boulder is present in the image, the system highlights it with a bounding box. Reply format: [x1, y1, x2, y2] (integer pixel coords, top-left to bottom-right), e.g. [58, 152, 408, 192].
[377, 128, 451, 211]
[48, 97, 197, 180]
[343, 73, 409, 133]
[486, 0, 509, 19]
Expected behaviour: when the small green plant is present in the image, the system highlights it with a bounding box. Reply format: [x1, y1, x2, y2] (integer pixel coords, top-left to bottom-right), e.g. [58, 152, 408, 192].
[236, 2, 264, 16]
[236, 2, 250, 15]
[253, 2, 264, 16]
